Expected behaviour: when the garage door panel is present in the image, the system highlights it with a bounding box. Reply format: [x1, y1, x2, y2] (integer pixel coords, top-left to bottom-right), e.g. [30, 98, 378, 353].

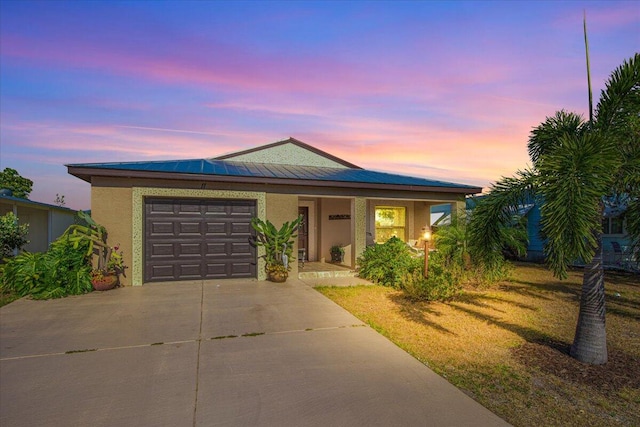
[149, 264, 175, 280]
[148, 243, 175, 257]
[178, 242, 202, 256]
[231, 222, 252, 234]
[150, 222, 175, 236]
[177, 202, 202, 214]
[205, 263, 228, 278]
[178, 263, 202, 278]
[205, 242, 228, 256]
[230, 242, 252, 256]
[205, 222, 227, 235]
[178, 222, 202, 235]
[230, 263, 253, 276]
[148, 201, 174, 214]
[145, 198, 256, 282]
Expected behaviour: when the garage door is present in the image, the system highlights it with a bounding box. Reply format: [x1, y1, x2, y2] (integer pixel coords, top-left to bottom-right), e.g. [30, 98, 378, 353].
[144, 198, 256, 282]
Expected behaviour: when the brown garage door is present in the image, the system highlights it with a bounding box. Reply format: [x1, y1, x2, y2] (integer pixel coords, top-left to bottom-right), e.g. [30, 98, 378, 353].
[144, 198, 256, 282]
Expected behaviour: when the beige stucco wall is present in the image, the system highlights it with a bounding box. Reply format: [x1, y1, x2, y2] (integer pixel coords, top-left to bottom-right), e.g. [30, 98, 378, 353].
[92, 185, 134, 286]
[351, 197, 366, 267]
[413, 201, 432, 237]
[265, 193, 300, 276]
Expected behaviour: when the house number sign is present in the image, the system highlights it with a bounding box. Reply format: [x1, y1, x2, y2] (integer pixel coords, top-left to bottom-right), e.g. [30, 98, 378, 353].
[329, 214, 351, 220]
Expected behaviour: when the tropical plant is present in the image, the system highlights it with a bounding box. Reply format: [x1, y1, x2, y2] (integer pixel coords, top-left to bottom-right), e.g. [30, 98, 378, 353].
[357, 237, 422, 288]
[251, 216, 303, 280]
[63, 211, 127, 278]
[469, 54, 640, 364]
[0, 211, 126, 298]
[0, 168, 33, 199]
[0, 212, 29, 259]
[0, 233, 93, 299]
[435, 208, 526, 286]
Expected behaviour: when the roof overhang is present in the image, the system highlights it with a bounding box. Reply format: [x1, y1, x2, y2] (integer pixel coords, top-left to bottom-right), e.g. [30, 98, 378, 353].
[66, 166, 481, 195]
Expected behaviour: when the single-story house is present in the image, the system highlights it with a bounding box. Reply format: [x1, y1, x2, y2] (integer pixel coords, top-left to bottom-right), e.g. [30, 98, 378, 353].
[67, 138, 481, 285]
[0, 191, 77, 253]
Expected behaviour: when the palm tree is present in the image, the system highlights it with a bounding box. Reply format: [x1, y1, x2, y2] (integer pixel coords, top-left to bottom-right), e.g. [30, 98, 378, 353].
[469, 54, 640, 365]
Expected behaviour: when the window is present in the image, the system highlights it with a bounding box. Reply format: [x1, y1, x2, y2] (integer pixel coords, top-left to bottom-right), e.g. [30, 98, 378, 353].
[375, 206, 406, 242]
[602, 216, 625, 235]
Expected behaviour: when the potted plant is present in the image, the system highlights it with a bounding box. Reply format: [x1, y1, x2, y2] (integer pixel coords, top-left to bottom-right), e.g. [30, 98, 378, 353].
[330, 245, 345, 263]
[251, 215, 303, 282]
[63, 211, 127, 291]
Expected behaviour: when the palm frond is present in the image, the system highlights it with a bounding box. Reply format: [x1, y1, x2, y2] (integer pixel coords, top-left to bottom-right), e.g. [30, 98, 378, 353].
[537, 132, 620, 277]
[469, 168, 538, 269]
[528, 110, 586, 166]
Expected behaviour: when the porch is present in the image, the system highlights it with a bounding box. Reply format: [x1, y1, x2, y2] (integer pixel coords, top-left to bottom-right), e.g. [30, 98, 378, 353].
[298, 261, 357, 279]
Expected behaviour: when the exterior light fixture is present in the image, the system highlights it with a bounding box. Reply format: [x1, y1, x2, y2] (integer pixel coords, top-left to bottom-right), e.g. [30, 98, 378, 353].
[423, 226, 432, 278]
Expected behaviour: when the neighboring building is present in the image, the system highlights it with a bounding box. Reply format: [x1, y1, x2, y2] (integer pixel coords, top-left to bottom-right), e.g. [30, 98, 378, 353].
[67, 138, 481, 285]
[0, 192, 77, 253]
[438, 193, 635, 267]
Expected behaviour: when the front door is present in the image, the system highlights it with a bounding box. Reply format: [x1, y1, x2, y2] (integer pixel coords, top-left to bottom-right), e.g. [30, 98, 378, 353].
[298, 207, 309, 262]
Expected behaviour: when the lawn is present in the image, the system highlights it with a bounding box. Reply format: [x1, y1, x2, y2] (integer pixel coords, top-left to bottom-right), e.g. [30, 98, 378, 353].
[316, 262, 639, 427]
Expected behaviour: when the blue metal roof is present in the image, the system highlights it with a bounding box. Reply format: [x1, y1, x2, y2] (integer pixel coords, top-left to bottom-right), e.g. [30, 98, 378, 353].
[67, 158, 480, 191]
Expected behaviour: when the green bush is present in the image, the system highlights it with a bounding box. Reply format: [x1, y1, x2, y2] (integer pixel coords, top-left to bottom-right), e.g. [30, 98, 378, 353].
[0, 234, 93, 300]
[0, 212, 29, 259]
[357, 237, 422, 288]
[400, 250, 462, 301]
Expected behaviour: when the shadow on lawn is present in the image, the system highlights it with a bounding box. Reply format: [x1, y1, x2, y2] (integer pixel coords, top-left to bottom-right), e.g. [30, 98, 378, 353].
[387, 293, 455, 335]
[509, 280, 580, 300]
[450, 290, 640, 394]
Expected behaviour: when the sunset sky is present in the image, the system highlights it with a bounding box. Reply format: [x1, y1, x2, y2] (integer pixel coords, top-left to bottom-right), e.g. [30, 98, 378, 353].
[1, 1, 638, 210]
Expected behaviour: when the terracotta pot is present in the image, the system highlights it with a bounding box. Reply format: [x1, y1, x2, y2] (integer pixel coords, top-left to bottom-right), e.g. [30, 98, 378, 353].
[92, 273, 119, 291]
[268, 270, 288, 283]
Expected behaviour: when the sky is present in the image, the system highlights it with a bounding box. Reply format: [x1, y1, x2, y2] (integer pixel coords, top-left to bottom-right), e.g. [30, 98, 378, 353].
[1, 1, 638, 210]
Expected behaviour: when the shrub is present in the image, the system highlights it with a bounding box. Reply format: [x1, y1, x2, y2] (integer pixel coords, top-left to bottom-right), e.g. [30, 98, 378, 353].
[400, 250, 462, 301]
[0, 212, 29, 259]
[357, 237, 422, 288]
[0, 234, 93, 300]
[435, 211, 518, 287]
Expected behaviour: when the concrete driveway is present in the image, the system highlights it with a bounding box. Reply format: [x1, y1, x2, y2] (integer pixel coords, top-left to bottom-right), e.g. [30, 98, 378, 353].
[0, 279, 509, 426]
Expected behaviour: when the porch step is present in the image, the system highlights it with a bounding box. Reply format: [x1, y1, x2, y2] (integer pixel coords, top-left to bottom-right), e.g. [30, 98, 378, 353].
[298, 270, 358, 279]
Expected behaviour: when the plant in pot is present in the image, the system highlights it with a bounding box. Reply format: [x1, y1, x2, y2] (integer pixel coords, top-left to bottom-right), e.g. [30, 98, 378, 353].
[330, 245, 345, 263]
[251, 215, 303, 282]
[63, 211, 128, 291]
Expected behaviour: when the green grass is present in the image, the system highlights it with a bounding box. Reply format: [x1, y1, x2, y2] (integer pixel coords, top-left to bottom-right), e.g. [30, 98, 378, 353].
[317, 262, 640, 427]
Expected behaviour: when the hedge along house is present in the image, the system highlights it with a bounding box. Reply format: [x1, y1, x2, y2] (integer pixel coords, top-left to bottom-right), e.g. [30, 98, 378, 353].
[67, 138, 481, 286]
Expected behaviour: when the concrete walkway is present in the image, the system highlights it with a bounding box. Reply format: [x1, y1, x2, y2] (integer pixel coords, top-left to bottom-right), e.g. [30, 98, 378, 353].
[0, 279, 510, 426]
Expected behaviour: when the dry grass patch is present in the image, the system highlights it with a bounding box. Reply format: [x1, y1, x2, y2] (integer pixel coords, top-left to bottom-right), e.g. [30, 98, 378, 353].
[316, 262, 639, 427]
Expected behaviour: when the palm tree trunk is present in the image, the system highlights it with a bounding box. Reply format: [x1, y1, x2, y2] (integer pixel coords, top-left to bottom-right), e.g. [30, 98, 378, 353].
[570, 236, 607, 364]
